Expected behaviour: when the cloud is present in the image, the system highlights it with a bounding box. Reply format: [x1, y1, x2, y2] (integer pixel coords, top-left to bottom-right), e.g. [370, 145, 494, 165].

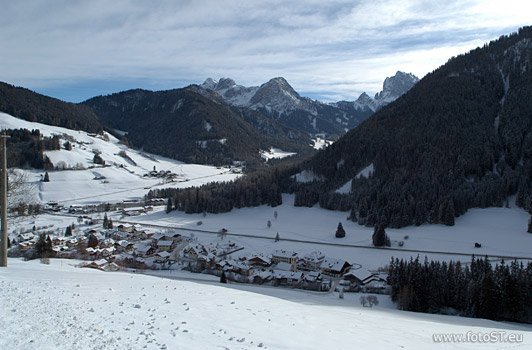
[0, 0, 530, 102]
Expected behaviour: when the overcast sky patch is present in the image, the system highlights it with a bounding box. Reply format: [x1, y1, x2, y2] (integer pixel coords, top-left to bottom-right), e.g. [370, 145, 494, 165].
[0, 0, 530, 102]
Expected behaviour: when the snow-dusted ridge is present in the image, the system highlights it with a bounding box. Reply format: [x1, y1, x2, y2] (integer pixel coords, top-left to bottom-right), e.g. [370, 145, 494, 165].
[0, 112, 241, 206]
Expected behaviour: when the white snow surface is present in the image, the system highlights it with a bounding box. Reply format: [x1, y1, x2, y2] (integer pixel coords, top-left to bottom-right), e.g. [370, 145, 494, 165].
[356, 163, 374, 179]
[335, 180, 352, 194]
[311, 137, 333, 150]
[260, 148, 296, 161]
[2, 258, 530, 350]
[124, 194, 532, 270]
[0, 112, 241, 205]
[292, 170, 324, 183]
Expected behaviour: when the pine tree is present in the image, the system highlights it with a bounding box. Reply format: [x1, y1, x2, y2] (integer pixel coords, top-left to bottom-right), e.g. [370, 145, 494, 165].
[166, 197, 173, 214]
[220, 271, 227, 283]
[43, 172, 50, 182]
[528, 215, 532, 233]
[65, 225, 73, 236]
[87, 234, 99, 248]
[275, 232, 280, 242]
[335, 222, 346, 238]
[108, 218, 113, 229]
[372, 223, 389, 247]
[267, 220, 272, 228]
[103, 213, 109, 229]
[35, 233, 53, 258]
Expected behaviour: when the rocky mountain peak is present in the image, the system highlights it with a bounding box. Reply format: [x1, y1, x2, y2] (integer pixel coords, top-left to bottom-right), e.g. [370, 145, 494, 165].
[374, 71, 419, 105]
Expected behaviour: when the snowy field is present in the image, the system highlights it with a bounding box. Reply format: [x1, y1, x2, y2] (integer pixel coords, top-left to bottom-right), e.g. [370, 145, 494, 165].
[0, 112, 241, 206]
[1, 258, 530, 350]
[119, 194, 532, 269]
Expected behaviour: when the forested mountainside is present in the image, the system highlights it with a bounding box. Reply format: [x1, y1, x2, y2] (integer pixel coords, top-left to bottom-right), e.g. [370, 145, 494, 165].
[83, 87, 313, 167]
[297, 27, 532, 228]
[0, 82, 105, 133]
[155, 27, 532, 228]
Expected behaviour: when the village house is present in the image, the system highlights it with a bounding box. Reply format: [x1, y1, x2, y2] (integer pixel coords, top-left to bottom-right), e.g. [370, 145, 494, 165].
[230, 261, 254, 276]
[135, 244, 155, 257]
[246, 255, 271, 267]
[320, 257, 352, 277]
[343, 268, 375, 285]
[299, 250, 325, 271]
[183, 244, 208, 261]
[275, 261, 296, 272]
[154, 251, 171, 263]
[117, 224, 134, 233]
[273, 270, 304, 286]
[271, 250, 298, 270]
[151, 233, 165, 244]
[157, 240, 175, 252]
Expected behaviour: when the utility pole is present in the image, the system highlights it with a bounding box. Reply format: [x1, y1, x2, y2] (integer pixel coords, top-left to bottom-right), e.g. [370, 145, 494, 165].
[1, 132, 9, 267]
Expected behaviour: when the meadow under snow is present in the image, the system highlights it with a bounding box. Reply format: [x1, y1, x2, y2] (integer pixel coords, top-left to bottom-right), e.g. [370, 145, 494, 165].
[2, 112, 532, 349]
[2, 259, 531, 350]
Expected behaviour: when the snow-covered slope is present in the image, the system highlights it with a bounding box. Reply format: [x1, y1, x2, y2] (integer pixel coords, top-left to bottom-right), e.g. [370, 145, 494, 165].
[2, 258, 530, 350]
[0, 112, 241, 205]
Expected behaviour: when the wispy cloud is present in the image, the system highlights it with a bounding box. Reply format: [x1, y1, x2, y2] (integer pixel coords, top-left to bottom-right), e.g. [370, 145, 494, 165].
[0, 0, 530, 102]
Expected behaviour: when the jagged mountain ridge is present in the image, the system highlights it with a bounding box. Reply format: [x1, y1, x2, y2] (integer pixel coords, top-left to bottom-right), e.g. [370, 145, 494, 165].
[200, 71, 418, 136]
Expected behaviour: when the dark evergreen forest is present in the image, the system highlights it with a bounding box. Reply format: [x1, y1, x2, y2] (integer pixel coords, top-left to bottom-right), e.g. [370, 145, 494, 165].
[388, 256, 532, 324]
[295, 27, 532, 227]
[0, 82, 105, 133]
[6, 129, 59, 169]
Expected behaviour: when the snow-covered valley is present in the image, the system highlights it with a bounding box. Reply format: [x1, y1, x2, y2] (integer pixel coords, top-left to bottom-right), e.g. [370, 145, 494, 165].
[2, 112, 532, 349]
[1, 259, 530, 350]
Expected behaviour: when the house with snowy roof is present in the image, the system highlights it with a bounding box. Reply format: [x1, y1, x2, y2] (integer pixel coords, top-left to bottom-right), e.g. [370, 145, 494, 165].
[320, 257, 352, 277]
[135, 244, 155, 257]
[299, 250, 325, 271]
[272, 249, 298, 268]
[154, 251, 171, 263]
[246, 255, 271, 267]
[273, 270, 304, 286]
[157, 240, 175, 252]
[343, 268, 375, 285]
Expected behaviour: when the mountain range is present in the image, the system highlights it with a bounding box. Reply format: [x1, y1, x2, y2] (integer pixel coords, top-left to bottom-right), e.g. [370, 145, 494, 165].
[199, 71, 419, 136]
[0, 72, 417, 169]
[161, 26, 532, 230]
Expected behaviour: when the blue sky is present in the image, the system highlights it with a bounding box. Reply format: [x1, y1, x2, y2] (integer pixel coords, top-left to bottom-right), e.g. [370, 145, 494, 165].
[1, 0, 530, 103]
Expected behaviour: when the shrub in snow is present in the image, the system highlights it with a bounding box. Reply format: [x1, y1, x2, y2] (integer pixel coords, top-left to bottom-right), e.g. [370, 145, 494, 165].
[398, 240, 404, 247]
[367, 295, 379, 307]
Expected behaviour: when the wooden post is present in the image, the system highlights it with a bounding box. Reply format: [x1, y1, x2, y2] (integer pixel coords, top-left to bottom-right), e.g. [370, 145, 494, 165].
[1, 132, 9, 267]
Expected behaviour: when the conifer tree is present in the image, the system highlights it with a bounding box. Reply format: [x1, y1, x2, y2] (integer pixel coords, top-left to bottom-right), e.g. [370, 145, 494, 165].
[372, 223, 388, 247]
[528, 215, 532, 233]
[335, 222, 346, 238]
[43, 172, 50, 182]
[103, 213, 109, 229]
[166, 197, 173, 214]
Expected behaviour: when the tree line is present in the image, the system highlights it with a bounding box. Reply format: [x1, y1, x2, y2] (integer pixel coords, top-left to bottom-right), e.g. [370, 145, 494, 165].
[387, 256, 532, 323]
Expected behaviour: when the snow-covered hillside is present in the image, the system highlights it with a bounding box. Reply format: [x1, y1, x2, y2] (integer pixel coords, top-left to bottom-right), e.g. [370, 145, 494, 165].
[0, 112, 241, 205]
[2, 259, 530, 350]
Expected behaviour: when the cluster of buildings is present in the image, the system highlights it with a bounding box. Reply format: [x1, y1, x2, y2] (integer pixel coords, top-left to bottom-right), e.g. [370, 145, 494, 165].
[12, 221, 387, 293]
